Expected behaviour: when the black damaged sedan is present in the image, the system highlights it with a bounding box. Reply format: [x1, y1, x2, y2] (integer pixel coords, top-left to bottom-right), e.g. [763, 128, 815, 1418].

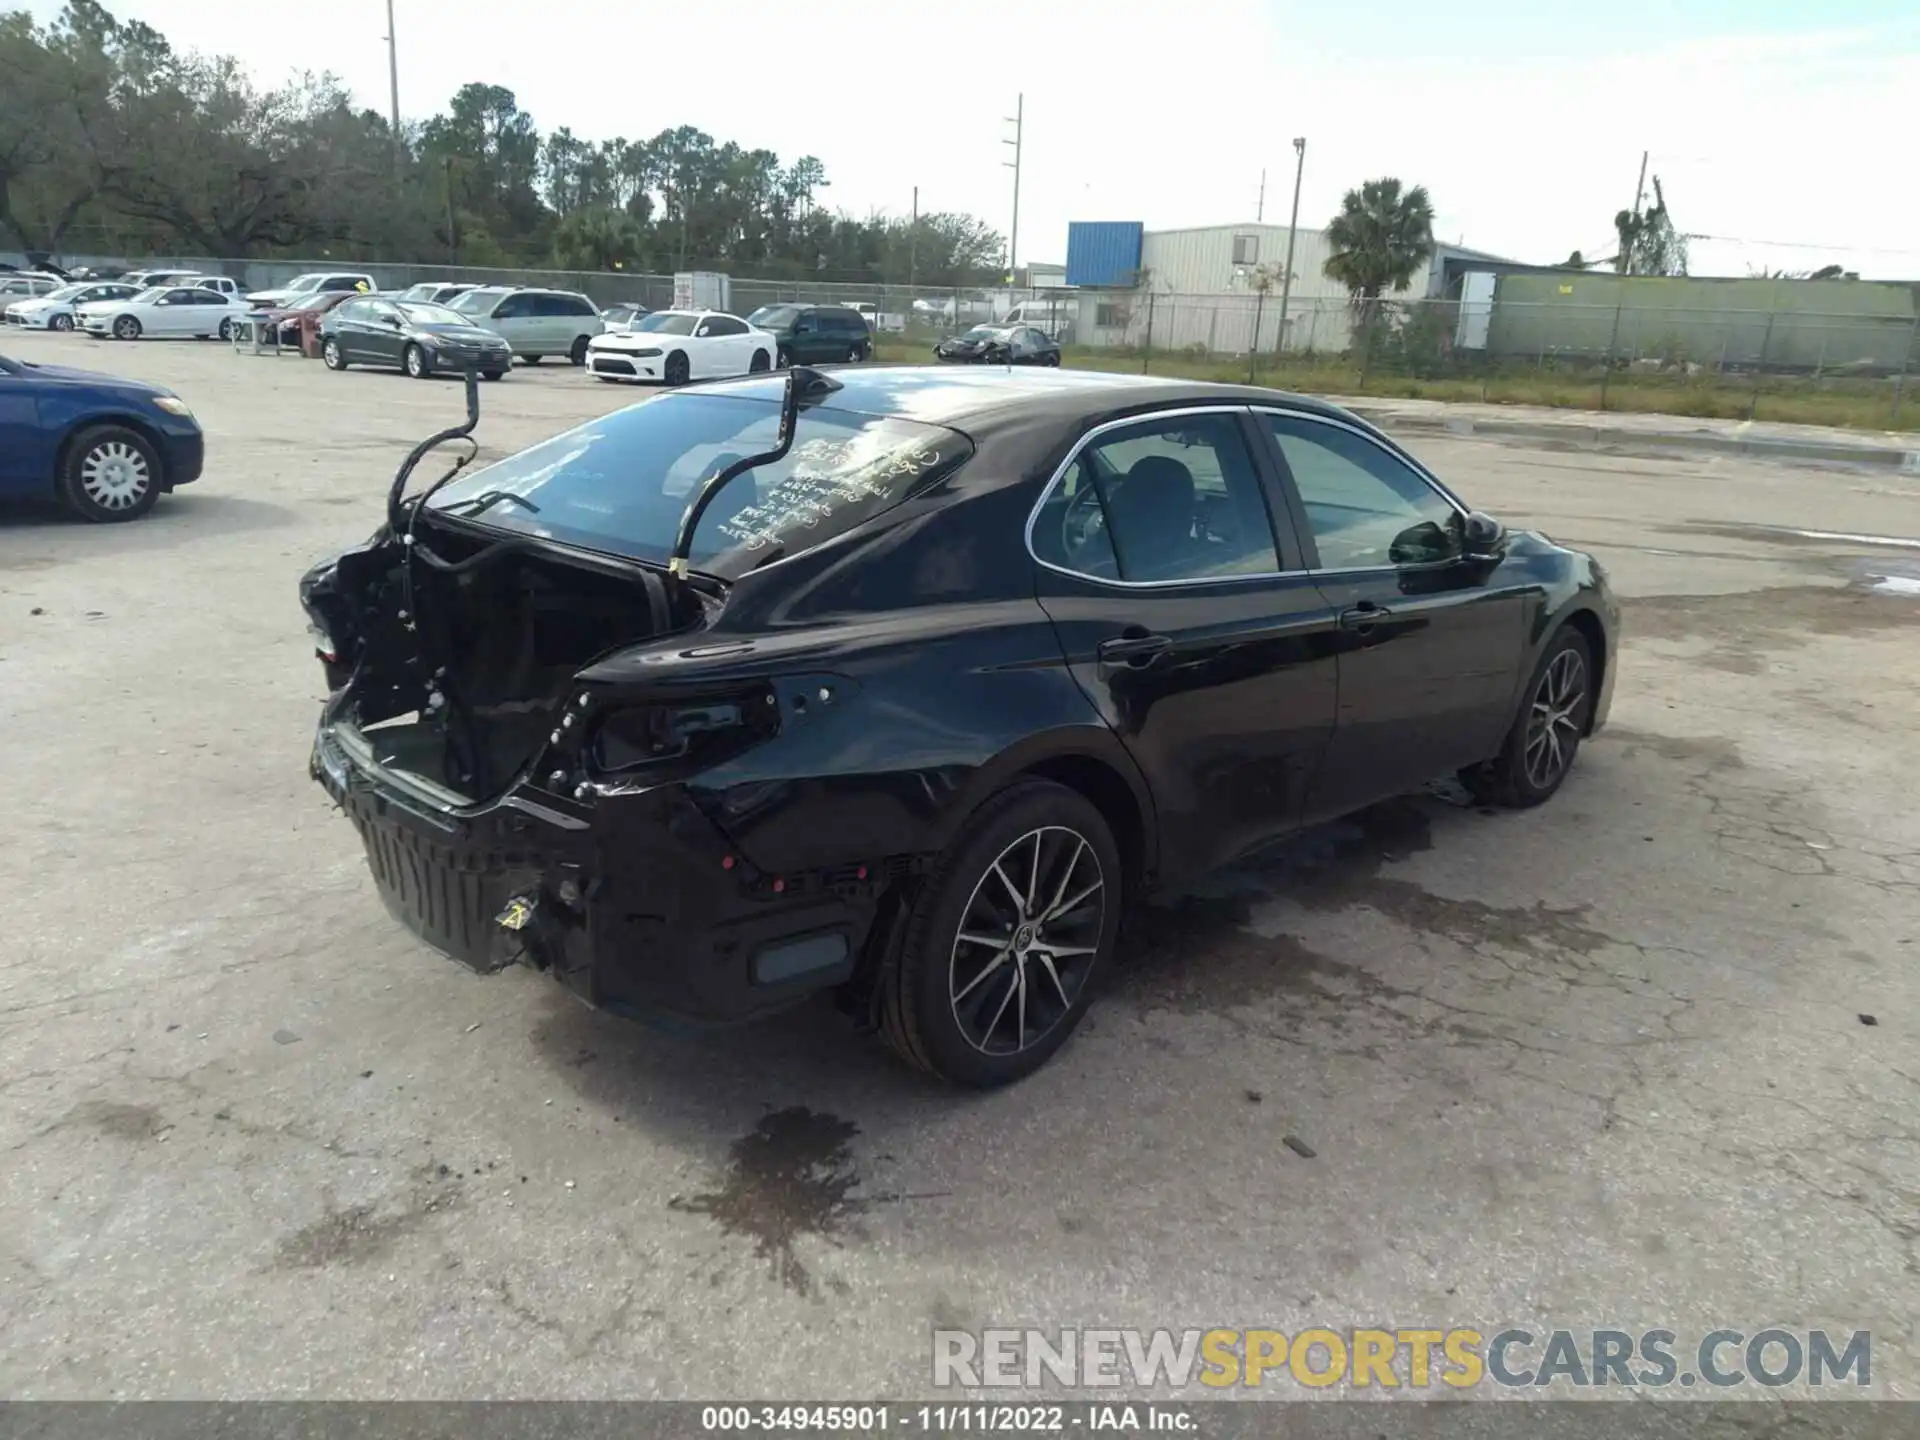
[302, 365, 1617, 1087]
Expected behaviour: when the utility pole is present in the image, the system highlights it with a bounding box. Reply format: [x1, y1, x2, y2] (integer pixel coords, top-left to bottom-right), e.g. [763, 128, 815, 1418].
[1623, 148, 1648, 275]
[908, 185, 918, 294]
[1003, 94, 1023, 287]
[1274, 137, 1305, 361]
[1256, 169, 1266, 223]
[384, 0, 402, 172]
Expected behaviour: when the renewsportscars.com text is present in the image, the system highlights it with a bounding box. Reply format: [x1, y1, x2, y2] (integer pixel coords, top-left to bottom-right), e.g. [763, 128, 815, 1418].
[933, 1327, 1871, 1391]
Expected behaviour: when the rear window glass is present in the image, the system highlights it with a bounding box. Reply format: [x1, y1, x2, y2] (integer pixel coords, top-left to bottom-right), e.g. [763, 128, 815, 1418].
[426, 392, 974, 578]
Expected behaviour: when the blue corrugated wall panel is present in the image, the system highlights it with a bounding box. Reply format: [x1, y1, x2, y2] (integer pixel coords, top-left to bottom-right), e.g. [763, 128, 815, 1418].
[1065, 222, 1144, 288]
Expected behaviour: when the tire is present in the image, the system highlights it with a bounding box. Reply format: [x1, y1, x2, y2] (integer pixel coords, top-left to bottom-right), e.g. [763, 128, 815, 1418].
[845, 344, 863, 363]
[1044, 351, 1061, 366]
[50, 314, 74, 332]
[776, 346, 792, 368]
[664, 350, 690, 386]
[569, 335, 590, 366]
[112, 315, 141, 341]
[876, 780, 1122, 1088]
[218, 317, 234, 341]
[404, 342, 430, 379]
[59, 424, 162, 523]
[1461, 626, 1595, 808]
[322, 337, 347, 370]
[520, 354, 542, 365]
[748, 349, 771, 373]
[481, 369, 505, 382]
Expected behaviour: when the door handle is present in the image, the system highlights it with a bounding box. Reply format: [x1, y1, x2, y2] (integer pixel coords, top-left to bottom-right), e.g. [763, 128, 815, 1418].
[1097, 632, 1172, 667]
[1339, 602, 1391, 630]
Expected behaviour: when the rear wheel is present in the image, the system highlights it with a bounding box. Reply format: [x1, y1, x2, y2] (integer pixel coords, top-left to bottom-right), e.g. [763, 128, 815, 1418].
[748, 349, 771, 373]
[876, 780, 1121, 1087]
[845, 343, 865, 363]
[322, 337, 347, 370]
[60, 424, 161, 523]
[569, 335, 590, 366]
[664, 350, 690, 386]
[218, 317, 235, 341]
[1461, 626, 1594, 807]
[776, 346, 792, 368]
[404, 342, 430, 379]
[112, 315, 141, 341]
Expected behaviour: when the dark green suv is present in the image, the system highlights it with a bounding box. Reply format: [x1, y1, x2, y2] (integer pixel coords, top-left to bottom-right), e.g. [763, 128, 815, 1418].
[745, 304, 872, 365]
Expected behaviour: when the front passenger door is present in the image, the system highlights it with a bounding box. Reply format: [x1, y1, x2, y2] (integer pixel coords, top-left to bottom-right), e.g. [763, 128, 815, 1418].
[491, 294, 537, 355]
[1258, 411, 1532, 821]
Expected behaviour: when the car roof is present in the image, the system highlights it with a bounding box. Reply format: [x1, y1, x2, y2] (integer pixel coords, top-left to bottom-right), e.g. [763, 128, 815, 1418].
[681, 364, 1361, 433]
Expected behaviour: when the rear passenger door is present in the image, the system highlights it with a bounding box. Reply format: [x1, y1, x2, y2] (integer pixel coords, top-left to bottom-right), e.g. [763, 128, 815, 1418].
[0, 365, 42, 492]
[1030, 406, 1342, 883]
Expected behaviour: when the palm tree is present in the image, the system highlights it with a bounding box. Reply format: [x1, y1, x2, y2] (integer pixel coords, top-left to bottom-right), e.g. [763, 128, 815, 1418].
[552, 206, 643, 272]
[1323, 178, 1435, 375]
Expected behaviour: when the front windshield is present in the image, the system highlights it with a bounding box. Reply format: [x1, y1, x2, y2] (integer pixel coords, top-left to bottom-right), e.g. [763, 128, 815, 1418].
[40, 284, 82, 302]
[284, 274, 325, 292]
[961, 326, 1005, 340]
[398, 302, 468, 325]
[631, 312, 700, 335]
[450, 290, 499, 314]
[748, 305, 799, 328]
[129, 287, 167, 304]
[426, 392, 974, 576]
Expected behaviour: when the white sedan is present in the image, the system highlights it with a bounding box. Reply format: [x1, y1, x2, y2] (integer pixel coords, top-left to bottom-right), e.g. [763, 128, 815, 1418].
[3, 281, 141, 330]
[77, 285, 253, 341]
[585, 309, 775, 385]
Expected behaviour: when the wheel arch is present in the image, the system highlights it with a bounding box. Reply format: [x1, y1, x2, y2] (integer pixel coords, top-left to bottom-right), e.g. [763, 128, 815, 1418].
[935, 729, 1159, 898]
[54, 413, 170, 491]
[1554, 604, 1608, 736]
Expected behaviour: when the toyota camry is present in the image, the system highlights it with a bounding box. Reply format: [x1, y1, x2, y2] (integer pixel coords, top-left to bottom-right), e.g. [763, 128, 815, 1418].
[301, 366, 1617, 1087]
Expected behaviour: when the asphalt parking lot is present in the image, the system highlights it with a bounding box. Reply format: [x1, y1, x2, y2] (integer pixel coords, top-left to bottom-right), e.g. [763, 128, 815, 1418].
[3, 331, 1919, 1401]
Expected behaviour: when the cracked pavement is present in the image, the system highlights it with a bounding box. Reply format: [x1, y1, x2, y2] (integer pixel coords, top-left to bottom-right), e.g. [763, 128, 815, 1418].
[2, 333, 1918, 1400]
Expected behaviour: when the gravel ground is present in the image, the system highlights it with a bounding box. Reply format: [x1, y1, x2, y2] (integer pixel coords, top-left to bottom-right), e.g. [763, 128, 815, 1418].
[3, 332, 1918, 1402]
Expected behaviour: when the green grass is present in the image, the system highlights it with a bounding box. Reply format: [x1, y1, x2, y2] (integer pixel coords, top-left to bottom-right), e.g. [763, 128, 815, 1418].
[870, 340, 1920, 434]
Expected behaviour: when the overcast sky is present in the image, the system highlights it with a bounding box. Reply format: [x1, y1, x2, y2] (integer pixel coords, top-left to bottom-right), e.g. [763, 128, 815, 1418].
[26, 0, 1920, 280]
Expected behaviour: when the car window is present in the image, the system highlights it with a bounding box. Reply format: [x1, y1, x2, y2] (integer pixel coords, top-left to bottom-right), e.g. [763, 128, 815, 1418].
[704, 315, 747, 337]
[561, 294, 596, 316]
[1265, 414, 1461, 570]
[1035, 412, 1280, 584]
[632, 312, 699, 335]
[427, 393, 974, 577]
[399, 302, 467, 325]
[528, 293, 564, 317]
[493, 294, 533, 319]
[189, 290, 224, 304]
[333, 299, 371, 323]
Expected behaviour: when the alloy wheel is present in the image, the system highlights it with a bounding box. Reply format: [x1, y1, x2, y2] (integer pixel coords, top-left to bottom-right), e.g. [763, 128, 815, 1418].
[948, 826, 1105, 1057]
[113, 316, 139, 340]
[51, 314, 73, 332]
[78, 440, 151, 511]
[1524, 648, 1588, 789]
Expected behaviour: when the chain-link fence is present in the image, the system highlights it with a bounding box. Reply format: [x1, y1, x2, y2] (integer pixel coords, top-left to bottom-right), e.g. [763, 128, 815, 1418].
[17, 248, 1917, 427]
[1090, 292, 1920, 430]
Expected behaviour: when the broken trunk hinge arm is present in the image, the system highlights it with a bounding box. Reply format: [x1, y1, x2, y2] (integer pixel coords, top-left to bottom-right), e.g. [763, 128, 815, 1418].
[665, 365, 841, 580]
[386, 367, 483, 533]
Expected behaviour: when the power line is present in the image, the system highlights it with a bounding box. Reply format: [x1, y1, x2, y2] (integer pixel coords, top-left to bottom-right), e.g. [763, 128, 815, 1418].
[1682, 232, 1920, 257]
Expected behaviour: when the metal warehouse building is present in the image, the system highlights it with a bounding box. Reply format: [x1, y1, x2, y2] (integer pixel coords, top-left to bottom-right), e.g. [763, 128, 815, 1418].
[1060, 220, 1502, 355]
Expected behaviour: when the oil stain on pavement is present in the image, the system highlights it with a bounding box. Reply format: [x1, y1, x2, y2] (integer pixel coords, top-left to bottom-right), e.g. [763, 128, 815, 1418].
[671, 1106, 863, 1298]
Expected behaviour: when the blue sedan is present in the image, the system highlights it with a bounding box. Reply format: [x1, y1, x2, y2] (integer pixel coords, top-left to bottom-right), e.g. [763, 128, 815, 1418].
[0, 350, 204, 521]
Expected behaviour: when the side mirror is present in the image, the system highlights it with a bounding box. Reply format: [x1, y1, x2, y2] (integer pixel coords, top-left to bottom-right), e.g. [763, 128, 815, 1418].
[1462, 510, 1507, 557]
